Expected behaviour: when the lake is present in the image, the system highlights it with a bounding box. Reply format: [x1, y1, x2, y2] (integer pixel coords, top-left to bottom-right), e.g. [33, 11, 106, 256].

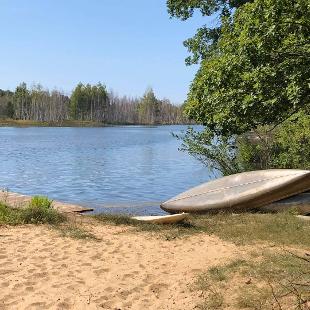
[0, 126, 214, 215]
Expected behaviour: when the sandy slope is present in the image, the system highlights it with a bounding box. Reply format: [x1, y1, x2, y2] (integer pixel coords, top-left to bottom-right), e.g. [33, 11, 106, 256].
[0, 222, 240, 310]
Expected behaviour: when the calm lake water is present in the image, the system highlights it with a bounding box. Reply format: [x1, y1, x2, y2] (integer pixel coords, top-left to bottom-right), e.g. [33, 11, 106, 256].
[0, 126, 214, 215]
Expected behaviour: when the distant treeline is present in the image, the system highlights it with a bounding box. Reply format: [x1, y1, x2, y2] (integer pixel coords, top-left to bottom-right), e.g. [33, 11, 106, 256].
[0, 82, 188, 125]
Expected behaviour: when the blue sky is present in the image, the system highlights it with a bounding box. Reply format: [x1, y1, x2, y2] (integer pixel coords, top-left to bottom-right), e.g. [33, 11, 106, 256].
[0, 0, 214, 104]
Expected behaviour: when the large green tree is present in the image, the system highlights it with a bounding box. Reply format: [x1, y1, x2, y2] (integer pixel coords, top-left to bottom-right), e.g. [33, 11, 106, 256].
[169, 0, 310, 136]
[169, 0, 310, 174]
[137, 88, 160, 124]
[184, 0, 310, 136]
[70, 82, 108, 121]
[13, 82, 31, 120]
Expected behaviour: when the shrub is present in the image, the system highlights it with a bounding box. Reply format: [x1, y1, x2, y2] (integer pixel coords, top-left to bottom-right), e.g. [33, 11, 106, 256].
[177, 112, 310, 175]
[0, 196, 66, 225]
[20, 196, 65, 224]
[238, 112, 310, 170]
[28, 195, 53, 209]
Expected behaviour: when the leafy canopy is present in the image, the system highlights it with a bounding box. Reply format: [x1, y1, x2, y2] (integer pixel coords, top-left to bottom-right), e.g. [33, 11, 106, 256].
[167, 0, 252, 64]
[169, 0, 310, 136]
[169, 0, 310, 174]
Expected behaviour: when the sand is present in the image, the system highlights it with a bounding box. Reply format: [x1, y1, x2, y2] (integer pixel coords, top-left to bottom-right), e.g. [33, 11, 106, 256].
[0, 221, 240, 310]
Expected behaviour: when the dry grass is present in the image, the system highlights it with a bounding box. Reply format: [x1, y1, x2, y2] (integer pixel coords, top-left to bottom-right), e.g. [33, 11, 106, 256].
[94, 212, 310, 246]
[56, 223, 98, 240]
[195, 250, 310, 309]
[93, 213, 200, 240]
[191, 212, 310, 248]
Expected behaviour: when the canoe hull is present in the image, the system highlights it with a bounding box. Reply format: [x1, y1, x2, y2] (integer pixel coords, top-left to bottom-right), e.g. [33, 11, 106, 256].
[161, 170, 310, 214]
[132, 213, 189, 224]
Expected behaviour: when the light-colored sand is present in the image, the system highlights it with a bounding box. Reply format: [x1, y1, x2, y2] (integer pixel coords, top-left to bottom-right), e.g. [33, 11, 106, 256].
[0, 222, 240, 310]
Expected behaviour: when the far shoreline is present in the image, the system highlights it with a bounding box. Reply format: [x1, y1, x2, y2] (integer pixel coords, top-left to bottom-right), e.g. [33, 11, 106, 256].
[0, 119, 192, 128]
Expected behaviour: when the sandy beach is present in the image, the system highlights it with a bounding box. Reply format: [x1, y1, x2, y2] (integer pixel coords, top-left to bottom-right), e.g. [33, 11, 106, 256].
[0, 220, 240, 310]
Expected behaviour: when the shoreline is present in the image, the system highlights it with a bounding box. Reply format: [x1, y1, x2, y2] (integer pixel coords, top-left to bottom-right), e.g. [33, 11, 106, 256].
[0, 119, 192, 128]
[0, 191, 93, 214]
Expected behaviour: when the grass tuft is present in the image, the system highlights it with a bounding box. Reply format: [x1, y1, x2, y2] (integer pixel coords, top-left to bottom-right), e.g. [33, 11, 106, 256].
[57, 224, 98, 240]
[0, 196, 66, 225]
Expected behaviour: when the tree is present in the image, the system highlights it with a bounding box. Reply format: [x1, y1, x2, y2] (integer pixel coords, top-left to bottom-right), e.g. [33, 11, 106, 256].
[70, 82, 108, 121]
[0, 89, 14, 118]
[238, 112, 310, 170]
[70, 83, 85, 120]
[138, 88, 160, 124]
[5, 102, 15, 118]
[174, 127, 242, 175]
[167, 0, 252, 65]
[0, 82, 186, 125]
[13, 82, 31, 120]
[169, 0, 310, 136]
[169, 0, 310, 175]
[177, 111, 310, 175]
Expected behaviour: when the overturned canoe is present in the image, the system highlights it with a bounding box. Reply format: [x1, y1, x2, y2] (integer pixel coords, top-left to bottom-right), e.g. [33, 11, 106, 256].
[261, 192, 310, 215]
[132, 213, 189, 224]
[161, 169, 310, 214]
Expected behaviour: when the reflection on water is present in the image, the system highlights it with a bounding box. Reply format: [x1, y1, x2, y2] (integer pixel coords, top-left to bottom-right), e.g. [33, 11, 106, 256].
[0, 125, 214, 215]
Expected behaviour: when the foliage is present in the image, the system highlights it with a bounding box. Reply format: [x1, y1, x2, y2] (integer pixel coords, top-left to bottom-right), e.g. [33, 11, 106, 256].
[0, 196, 66, 225]
[0, 90, 14, 118]
[5, 102, 14, 118]
[21, 196, 65, 224]
[137, 88, 160, 124]
[13, 82, 31, 120]
[183, 0, 310, 136]
[169, 0, 310, 173]
[167, 0, 251, 65]
[70, 82, 108, 121]
[178, 111, 310, 175]
[269, 112, 310, 169]
[238, 112, 310, 170]
[174, 127, 242, 175]
[0, 83, 186, 125]
[29, 195, 53, 209]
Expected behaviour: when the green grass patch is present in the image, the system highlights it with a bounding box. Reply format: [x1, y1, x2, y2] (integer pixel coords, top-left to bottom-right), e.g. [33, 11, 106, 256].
[0, 196, 66, 225]
[0, 196, 97, 241]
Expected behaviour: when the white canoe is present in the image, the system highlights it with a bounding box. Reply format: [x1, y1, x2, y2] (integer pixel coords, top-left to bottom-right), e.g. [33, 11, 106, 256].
[161, 169, 310, 214]
[132, 213, 189, 224]
[296, 215, 310, 221]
